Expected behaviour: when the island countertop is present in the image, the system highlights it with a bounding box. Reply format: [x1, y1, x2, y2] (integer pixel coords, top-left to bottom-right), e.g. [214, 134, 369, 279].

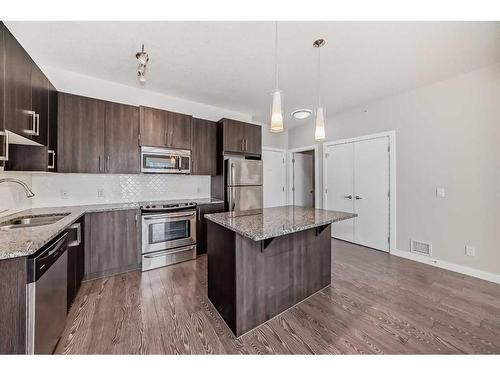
[205, 205, 356, 241]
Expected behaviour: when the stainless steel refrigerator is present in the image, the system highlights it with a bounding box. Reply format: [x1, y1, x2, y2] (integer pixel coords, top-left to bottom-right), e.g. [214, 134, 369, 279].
[225, 158, 263, 212]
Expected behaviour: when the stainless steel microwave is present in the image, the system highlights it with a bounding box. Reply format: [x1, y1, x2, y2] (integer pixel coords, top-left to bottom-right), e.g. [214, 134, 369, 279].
[141, 147, 191, 174]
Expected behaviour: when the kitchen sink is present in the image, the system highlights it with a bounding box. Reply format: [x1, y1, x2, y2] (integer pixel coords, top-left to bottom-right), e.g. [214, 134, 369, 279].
[0, 213, 70, 229]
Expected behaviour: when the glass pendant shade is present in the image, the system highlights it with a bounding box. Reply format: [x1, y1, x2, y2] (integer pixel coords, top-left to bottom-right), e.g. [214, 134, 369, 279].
[315, 107, 326, 141]
[270, 90, 284, 132]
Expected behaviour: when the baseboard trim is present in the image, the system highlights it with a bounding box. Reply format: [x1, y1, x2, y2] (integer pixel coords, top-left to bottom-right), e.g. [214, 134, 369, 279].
[391, 249, 500, 285]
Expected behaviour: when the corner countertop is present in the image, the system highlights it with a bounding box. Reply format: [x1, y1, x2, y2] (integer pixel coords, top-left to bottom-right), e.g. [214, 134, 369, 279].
[0, 198, 224, 261]
[205, 205, 356, 241]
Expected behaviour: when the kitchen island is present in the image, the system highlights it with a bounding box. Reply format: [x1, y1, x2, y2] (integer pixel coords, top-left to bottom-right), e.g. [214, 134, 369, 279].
[205, 205, 356, 336]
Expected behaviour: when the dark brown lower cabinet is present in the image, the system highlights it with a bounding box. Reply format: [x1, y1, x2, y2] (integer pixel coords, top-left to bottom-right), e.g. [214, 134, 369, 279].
[196, 202, 225, 255]
[0, 256, 26, 354]
[84, 209, 141, 280]
[67, 219, 84, 311]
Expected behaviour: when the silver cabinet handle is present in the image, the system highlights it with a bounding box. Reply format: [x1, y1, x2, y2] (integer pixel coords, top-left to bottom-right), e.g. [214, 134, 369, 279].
[0, 130, 8, 161]
[98, 155, 102, 171]
[355, 195, 363, 200]
[165, 131, 168, 146]
[244, 139, 248, 151]
[144, 245, 195, 258]
[34, 113, 40, 136]
[106, 155, 110, 172]
[24, 110, 36, 135]
[48, 150, 56, 169]
[68, 223, 81, 247]
[344, 195, 353, 199]
[197, 207, 201, 221]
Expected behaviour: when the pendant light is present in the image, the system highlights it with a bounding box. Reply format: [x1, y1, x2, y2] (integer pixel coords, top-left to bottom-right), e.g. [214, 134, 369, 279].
[313, 39, 326, 141]
[270, 22, 284, 133]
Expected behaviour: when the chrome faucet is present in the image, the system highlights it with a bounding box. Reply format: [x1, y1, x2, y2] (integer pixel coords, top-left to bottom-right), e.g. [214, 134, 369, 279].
[0, 178, 35, 198]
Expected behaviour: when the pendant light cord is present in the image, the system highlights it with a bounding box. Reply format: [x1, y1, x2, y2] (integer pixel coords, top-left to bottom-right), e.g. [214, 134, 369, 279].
[275, 21, 279, 90]
[317, 44, 321, 107]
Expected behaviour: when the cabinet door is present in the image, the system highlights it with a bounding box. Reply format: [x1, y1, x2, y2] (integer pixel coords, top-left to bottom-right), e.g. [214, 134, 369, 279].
[87, 210, 140, 277]
[4, 26, 33, 138]
[196, 203, 225, 255]
[166, 110, 192, 149]
[105, 102, 140, 173]
[58, 93, 105, 173]
[30, 64, 49, 146]
[47, 84, 58, 171]
[191, 118, 217, 175]
[222, 119, 245, 153]
[139, 106, 166, 147]
[244, 123, 262, 155]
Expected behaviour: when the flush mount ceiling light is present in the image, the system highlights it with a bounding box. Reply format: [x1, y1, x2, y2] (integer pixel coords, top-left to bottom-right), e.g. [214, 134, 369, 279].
[136, 44, 149, 84]
[270, 21, 284, 133]
[291, 109, 312, 120]
[313, 38, 326, 141]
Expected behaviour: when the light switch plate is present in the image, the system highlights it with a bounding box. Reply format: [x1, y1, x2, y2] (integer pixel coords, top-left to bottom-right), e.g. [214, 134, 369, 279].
[97, 188, 105, 198]
[465, 245, 476, 257]
[436, 187, 446, 198]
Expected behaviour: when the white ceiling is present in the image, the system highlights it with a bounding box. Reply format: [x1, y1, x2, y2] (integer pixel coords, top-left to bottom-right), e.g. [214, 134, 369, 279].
[6, 21, 500, 128]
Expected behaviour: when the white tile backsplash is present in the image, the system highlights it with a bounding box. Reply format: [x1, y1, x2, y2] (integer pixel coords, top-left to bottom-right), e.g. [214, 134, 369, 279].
[0, 170, 211, 212]
[31, 173, 211, 207]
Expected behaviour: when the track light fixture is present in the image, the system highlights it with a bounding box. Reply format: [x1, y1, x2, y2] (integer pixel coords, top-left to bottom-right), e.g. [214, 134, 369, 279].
[136, 44, 149, 84]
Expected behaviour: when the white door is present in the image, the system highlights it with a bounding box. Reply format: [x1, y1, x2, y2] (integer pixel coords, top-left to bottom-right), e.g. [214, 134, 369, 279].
[262, 149, 286, 208]
[325, 136, 390, 252]
[325, 143, 354, 242]
[293, 152, 314, 207]
[354, 137, 390, 251]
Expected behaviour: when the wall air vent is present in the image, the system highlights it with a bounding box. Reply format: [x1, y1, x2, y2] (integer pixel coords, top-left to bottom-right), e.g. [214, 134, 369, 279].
[410, 239, 432, 256]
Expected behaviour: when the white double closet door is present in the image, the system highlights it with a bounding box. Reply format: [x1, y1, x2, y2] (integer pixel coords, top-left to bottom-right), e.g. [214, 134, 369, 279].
[325, 136, 390, 252]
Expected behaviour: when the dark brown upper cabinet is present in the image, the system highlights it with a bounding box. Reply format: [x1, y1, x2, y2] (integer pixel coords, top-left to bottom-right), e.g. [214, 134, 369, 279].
[139, 106, 165, 147]
[105, 102, 140, 174]
[57, 93, 105, 173]
[139, 106, 192, 150]
[47, 83, 58, 171]
[220, 118, 262, 155]
[3, 25, 34, 140]
[30, 64, 49, 146]
[58, 93, 141, 174]
[191, 118, 217, 176]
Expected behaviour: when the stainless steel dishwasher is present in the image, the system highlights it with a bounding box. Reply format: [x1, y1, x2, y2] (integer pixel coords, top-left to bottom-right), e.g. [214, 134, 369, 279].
[26, 231, 69, 354]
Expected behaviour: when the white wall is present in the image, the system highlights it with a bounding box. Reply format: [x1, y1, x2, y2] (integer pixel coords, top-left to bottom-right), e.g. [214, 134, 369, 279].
[288, 63, 500, 275]
[0, 171, 33, 217]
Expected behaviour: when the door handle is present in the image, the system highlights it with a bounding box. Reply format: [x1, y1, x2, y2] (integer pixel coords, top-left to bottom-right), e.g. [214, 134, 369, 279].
[343, 195, 353, 199]
[355, 195, 363, 200]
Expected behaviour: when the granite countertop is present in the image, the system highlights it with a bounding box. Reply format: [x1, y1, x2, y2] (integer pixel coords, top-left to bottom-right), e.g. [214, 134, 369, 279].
[205, 205, 356, 241]
[0, 197, 224, 260]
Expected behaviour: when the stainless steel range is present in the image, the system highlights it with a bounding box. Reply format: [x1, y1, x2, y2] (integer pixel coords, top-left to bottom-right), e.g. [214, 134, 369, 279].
[140, 201, 197, 271]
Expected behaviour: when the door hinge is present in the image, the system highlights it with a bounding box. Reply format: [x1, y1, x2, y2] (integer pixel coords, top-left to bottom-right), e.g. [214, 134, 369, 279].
[387, 236, 390, 243]
[387, 145, 390, 152]
[282, 186, 285, 192]
[387, 191, 390, 198]
[292, 187, 295, 192]
[282, 158, 285, 164]
[325, 188, 328, 194]
[325, 153, 329, 158]
[292, 158, 295, 163]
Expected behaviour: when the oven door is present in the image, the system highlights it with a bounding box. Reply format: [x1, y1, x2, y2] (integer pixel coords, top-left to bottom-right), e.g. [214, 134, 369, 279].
[141, 149, 180, 173]
[142, 210, 196, 254]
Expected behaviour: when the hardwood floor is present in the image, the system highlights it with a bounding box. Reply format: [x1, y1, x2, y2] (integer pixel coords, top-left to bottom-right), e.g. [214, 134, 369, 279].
[55, 239, 500, 354]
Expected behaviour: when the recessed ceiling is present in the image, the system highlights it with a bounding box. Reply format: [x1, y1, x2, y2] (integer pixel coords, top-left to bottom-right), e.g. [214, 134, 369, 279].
[5, 21, 500, 128]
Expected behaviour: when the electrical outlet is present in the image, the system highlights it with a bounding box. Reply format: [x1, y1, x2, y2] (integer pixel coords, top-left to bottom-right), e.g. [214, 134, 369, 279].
[97, 188, 105, 198]
[436, 187, 446, 198]
[60, 190, 69, 199]
[465, 245, 476, 257]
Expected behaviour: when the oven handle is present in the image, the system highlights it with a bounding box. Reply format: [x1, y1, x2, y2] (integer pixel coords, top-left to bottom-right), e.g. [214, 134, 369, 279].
[143, 211, 196, 221]
[143, 245, 195, 258]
